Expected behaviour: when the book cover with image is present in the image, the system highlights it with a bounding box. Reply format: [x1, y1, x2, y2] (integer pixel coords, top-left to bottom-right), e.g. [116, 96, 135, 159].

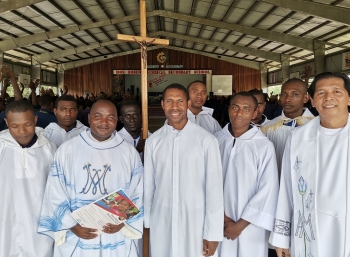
[71, 189, 140, 234]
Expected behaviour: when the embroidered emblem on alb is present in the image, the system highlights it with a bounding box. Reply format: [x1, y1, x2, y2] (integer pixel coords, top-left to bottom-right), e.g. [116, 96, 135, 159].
[293, 156, 302, 173]
[305, 190, 313, 211]
[296, 176, 315, 257]
[308, 252, 314, 257]
[80, 163, 111, 195]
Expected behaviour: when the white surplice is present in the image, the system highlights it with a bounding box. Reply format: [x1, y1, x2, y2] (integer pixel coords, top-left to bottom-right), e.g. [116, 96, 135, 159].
[216, 124, 279, 257]
[38, 129, 144, 257]
[187, 107, 222, 134]
[44, 120, 86, 147]
[269, 116, 350, 257]
[118, 127, 151, 148]
[0, 128, 57, 257]
[144, 120, 224, 257]
[261, 109, 314, 177]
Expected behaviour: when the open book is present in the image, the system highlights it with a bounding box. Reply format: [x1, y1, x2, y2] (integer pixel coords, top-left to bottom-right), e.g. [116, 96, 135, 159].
[71, 189, 140, 234]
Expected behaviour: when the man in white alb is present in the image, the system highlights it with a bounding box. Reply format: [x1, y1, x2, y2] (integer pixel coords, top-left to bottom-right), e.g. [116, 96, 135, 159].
[0, 100, 56, 257]
[144, 83, 224, 257]
[261, 78, 314, 177]
[248, 89, 270, 127]
[39, 100, 143, 257]
[269, 72, 350, 257]
[44, 95, 86, 147]
[216, 92, 279, 257]
[118, 100, 151, 155]
[187, 80, 222, 134]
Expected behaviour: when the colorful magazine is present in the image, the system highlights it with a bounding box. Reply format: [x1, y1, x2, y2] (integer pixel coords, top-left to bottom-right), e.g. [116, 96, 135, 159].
[71, 189, 140, 234]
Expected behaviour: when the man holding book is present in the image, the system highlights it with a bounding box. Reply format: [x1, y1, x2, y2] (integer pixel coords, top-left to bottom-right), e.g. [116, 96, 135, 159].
[39, 100, 144, 257]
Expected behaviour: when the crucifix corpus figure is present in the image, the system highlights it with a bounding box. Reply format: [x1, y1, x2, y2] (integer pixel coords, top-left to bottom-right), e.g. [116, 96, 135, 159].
[133, 37, 156, 68]
[116, 0, 169, 140]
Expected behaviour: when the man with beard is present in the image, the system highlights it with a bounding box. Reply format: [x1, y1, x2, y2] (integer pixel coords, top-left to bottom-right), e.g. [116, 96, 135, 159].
[187, 80, 221, 134]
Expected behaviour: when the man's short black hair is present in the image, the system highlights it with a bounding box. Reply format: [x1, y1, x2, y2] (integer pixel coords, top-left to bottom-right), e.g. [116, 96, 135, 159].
[119, 100, 140, 116]
[248, 89, 267, 102]
[39, 94, 54, 106]
[229, 91, 258, 110]
[282, 78, 308, 94]
[163, 83, 189, 101]
[187, 80, 206, 90]
[5, 100, 35, 118]
[308, 72, 350, 98]
[54, 95, 78, 109]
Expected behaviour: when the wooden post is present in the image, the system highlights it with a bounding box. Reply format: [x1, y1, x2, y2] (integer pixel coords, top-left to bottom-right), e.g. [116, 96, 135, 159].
[116, 1, 169, 257]
[140, 0, 148, 139]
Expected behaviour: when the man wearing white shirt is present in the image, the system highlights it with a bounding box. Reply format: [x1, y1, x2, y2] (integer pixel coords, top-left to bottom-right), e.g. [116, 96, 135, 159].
[270, 72, 350, 257]
[118, 100, 151, 153]
[0, 100, 56, 257]
[261, 78, 314, 177]
[39, 100, 143, 257]
[144, 83, 224, 257]
[187, 80, 222, 134]
[216, 92, 279, 257]
[44, 95, 86, 147]
[248, 89, 270, 127]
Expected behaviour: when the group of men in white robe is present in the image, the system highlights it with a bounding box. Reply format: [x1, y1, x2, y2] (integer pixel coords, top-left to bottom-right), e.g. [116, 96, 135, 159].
[1, 73, 350, 257]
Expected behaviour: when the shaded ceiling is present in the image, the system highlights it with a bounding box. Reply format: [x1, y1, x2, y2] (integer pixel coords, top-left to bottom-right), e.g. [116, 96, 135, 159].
[0, 0, 350, 71]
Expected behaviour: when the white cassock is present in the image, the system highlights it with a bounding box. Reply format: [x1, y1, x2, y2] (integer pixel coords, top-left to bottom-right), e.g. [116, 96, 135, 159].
[215, 124, 279, 257]
[187, 106, 222, 134]
[38, 129, 144, 257]
[261, 109, 314, 177]
[118, 127, 151, 254]
[0, 128, 57, 257]
[144, 120, 224, 257]
[44, 120, 86, 147]
[269, 116, 350, 257]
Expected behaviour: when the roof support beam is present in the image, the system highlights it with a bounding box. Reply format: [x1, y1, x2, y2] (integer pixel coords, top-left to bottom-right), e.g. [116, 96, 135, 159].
[261, 0, 350, 25]
[0, 0, 45, 13]
[29, 30, 279, 64]
[59, 45, 164, 70]
[167, 46, 260, 70]
[31, 32, 161, 63]
[157, 10, 314, 51]
[0, 11, 160, 52]
[157, 31, 281, 62]
[58, 45, 260, 71]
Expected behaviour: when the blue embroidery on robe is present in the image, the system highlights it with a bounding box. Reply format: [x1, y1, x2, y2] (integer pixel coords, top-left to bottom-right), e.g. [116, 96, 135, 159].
[50, 161, 75, 189]
[39, 201, 70, 231]
[77, 240, 125, 250]
[80, 163, 111, 195]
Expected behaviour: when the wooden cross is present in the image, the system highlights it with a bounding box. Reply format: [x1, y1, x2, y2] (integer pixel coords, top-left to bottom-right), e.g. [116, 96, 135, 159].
[116, 2, 169, 257]
[116, 0, 169, 139]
